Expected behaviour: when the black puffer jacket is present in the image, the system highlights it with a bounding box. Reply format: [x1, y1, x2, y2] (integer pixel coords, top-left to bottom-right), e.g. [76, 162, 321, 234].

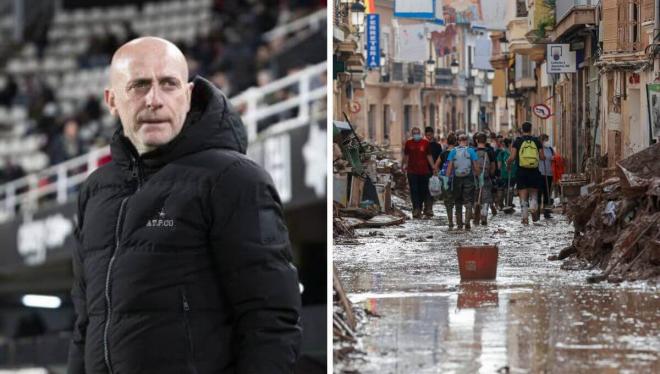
[68, 77, 302, 374]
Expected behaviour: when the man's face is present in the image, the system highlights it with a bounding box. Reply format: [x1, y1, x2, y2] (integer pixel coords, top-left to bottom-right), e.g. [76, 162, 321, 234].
[425, 132, 433, 141]
[105, 45, 193, 154]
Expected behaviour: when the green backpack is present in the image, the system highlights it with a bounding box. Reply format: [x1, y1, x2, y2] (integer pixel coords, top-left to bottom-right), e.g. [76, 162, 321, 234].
[519, 139, 539, 168]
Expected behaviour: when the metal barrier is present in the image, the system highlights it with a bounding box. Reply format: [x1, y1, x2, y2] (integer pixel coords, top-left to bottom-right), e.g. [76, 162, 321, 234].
[0, 62, 327, 224]
[262, 8, 326, 43]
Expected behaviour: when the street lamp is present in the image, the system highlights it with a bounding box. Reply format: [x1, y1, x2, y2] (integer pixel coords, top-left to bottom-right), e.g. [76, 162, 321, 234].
[486, 70, 495, 80]
[470, 67, 479, 77]
[350, 1, 365, 34]
[500, 37, 509, 54]
[380, 50, 386, 67]
[426, 58, 435, 74]
[450, 59, 459, 75]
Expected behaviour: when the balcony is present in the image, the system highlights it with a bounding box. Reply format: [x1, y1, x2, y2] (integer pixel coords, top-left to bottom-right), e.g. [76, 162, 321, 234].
[514, 55, 536, 90]
[550, 0, 596, 40]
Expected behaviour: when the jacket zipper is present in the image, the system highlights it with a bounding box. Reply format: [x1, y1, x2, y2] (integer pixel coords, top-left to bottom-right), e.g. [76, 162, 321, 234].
[181, 289, 199, 374]
[103, 196, 129, 374]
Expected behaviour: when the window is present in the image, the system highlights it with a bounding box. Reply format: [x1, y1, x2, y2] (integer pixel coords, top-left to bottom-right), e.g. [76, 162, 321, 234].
[617, 0, 641, 51]
[383, 104, 390, 141]
[516, 0, 528, 18]
[429, 104, 436, 129]
[404, 105, 412, 135]
[368, 104, 376, 141]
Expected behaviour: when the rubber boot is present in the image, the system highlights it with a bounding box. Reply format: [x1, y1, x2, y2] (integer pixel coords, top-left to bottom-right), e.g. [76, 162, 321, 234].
[464, 204, 472, 230]
[490, 202, 497, 216]
[423, 197, 434, 218]
[455, 205, 463, 229]
[412, 208, 421, 219]
[496, 190, 504, 209]
[481, 204, 489, 226]
[473, 204, 480, 225]
[447, 206, 454, 230]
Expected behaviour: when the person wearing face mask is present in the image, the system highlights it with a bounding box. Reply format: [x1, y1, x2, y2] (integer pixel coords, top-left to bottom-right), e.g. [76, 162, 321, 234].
[402, 127, 432, 219]
[538, 134, 554, 219]
[424, 126, 443, 218]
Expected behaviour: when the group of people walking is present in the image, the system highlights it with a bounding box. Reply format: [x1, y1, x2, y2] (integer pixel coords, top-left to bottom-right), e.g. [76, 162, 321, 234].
[402, 122, 561, 229]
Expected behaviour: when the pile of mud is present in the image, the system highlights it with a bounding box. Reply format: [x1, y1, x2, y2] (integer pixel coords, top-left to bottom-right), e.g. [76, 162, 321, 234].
[556, 143, 660, 282]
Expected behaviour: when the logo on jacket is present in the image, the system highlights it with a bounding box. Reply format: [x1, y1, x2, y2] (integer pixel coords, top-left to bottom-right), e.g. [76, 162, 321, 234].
[146, 207, 175, 228]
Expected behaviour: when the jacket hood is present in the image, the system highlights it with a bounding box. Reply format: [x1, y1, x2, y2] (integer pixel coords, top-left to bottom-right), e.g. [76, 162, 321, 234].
[110, 76, 248, 169]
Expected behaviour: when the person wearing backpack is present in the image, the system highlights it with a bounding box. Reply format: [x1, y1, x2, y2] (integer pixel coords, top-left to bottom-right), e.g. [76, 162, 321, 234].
[445, 134, 481, 230]
[506, 122, 545, 225]
[402, 127, 431, 219]
[473, 133, 497, 226]
[433, 133, 457, 229]
[538, 134, 554, 219]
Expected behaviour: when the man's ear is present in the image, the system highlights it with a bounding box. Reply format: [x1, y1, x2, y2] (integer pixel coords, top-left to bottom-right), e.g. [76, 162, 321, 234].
[104, 88, 118, 116]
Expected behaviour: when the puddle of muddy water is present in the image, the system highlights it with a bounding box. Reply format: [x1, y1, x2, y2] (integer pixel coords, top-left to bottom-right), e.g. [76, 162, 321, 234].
[335, 203, 660, 373]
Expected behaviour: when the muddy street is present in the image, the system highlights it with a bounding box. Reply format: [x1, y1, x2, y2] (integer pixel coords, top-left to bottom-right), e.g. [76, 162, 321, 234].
[334, 202, 660, 373]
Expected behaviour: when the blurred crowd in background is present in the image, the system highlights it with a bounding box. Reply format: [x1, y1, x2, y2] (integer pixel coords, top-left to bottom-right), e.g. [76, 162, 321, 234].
[0, 0, 326, 185]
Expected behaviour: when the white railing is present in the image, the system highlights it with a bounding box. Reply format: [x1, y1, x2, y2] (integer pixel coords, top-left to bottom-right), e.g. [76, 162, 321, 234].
[262, 8, 326, 42]
[231, 61, 327, 142]
[0, 62, 327, 223]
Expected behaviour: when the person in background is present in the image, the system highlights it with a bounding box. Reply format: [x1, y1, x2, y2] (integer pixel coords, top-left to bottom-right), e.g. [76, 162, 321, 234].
[424, 126, 443, 218]
[445, 134, 481, 230]
[538, 134, 554, 219]
[433, 133, 457, 229]
[507, 122, 545, 225]
[402, 127, 431, 219]
[496, 138, 517, 209]
[48, 118, 85, 165]
[473, 133, 497, 226]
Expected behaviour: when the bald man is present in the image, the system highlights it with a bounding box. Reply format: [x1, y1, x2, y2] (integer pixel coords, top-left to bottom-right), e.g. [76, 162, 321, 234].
[69, 37, 302, 374]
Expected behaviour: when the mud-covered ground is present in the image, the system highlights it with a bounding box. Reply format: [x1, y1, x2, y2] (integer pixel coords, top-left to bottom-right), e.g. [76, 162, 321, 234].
[334, 201, 660, 373]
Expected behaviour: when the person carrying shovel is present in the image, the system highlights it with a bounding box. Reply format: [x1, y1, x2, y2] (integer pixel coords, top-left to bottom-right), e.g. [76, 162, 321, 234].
[445, 134, 481, 230]
[497, 138, 517, 212]
[473, 133, 497, 226]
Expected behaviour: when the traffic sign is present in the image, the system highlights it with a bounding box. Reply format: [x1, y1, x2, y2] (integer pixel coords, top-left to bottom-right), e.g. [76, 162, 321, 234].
[533, 104, 552, 119]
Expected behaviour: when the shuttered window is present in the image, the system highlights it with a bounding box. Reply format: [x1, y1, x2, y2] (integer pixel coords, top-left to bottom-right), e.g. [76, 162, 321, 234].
[602, 0, 618, 53]
[617, 0, 641, 52]
[641, 0, 654, 23]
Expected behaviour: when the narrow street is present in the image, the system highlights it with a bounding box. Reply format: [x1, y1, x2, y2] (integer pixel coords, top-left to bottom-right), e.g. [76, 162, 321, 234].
[334, 200, 660, 373]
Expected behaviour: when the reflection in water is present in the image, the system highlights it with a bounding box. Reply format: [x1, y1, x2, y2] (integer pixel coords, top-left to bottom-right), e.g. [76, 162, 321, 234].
[351, 286, 659, 373]
[336, 206, 659, 373]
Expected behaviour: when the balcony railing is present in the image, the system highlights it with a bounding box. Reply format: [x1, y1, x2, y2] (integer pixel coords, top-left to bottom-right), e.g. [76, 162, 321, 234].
[556, 0, 594, 22]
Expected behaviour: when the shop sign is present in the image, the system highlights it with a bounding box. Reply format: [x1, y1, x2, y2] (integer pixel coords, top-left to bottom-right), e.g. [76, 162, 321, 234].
[546, 44, 576, 74]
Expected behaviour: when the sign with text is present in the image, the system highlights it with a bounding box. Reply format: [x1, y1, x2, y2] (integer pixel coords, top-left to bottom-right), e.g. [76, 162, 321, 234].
[366, 14, 380, 69]
[546, 44, 576, 73]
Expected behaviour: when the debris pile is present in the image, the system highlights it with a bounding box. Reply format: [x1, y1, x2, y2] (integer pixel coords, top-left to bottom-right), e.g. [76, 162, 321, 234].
[333, 266, 364, 365]
[333, 120, 409, 238]
[555, 143, 660, 283]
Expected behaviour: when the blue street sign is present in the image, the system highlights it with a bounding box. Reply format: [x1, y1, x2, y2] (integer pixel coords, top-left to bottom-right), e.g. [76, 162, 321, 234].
[366, 14, 380, 69]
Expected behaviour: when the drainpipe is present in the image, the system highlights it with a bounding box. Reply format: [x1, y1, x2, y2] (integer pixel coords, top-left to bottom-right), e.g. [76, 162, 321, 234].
[655, 0, 659, 77]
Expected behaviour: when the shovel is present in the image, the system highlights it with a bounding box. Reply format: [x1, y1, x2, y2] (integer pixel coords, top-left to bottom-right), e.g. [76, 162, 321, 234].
[502, 169, 515, 214]
[541, 159, 551, 215]
[474, 154, 489, 223]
